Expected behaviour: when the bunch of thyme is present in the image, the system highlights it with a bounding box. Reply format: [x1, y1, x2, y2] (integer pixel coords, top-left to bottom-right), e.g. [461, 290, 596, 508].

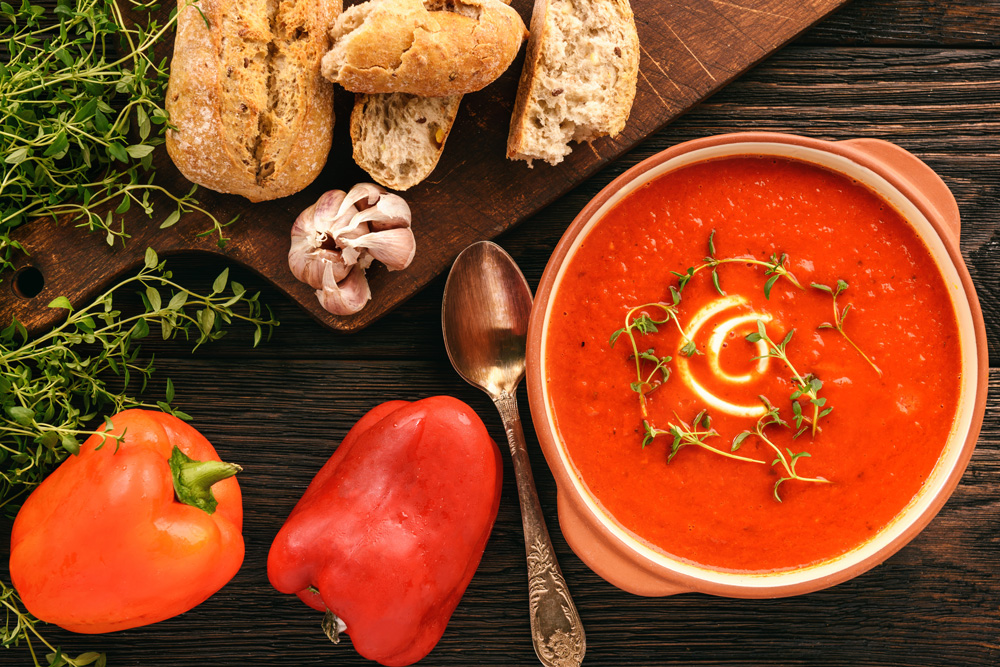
[1, 248, 277, 665]
[0, 0, 229, 278]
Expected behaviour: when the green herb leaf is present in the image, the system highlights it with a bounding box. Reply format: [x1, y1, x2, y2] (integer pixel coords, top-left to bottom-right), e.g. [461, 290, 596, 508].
[212, 268, 229, 294]
[125, 144, 155, 159]
[731, 431, 751, 451]
[160, 209, 182, 229]
[47, 296, 73, 311]
[6, 406, 35, 426]
[764, 274, 780, 299]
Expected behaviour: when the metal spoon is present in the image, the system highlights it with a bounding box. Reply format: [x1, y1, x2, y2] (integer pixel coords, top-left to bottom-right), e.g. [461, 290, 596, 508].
[442, 241, 585, 667]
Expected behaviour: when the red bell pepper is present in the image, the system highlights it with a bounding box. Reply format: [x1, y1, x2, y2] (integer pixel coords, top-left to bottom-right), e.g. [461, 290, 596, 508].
[267, 397, 502, 666]
[8, 409, 244, 633]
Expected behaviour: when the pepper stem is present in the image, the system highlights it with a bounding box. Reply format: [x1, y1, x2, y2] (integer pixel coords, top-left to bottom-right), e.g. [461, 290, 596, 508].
[322, 610, 347, 644]
[169, 445, 241, 514]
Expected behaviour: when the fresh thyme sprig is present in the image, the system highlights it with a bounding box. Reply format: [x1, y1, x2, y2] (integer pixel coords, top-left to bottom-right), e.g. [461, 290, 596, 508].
[610, 298, 701, 428]
[746, 320, 831, 437]
[0, 0, 231, 278]
[811, 280, 882, 377]
[671, 230, 805, 299]
[732, 398, 830, 502]
[655, 410, 765, 464]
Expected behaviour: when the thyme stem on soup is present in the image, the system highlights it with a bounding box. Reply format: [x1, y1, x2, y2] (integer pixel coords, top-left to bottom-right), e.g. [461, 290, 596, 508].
[746, 321, 831, 438]
[661, 410, 765, 464]
[732, 398, 830, 502]
[672, 230, 806, 299]
[811, 280, 883, 377]
[610, 299, 702, 434]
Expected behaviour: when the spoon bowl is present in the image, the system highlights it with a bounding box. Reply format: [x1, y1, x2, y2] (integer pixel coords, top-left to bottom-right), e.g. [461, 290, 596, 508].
[442, 242, 532, 396]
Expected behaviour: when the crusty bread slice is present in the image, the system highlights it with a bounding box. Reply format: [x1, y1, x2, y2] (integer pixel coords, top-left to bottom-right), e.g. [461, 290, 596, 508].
[350, 93, 463, 191]
[507, 0, 640, 166]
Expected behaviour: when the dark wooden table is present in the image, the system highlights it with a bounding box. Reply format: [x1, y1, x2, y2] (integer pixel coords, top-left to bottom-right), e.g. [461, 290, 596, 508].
[3, 0, 999, 665]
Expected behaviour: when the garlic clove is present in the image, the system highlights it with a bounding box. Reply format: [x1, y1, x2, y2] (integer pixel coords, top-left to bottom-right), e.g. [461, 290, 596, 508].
[315, 262, 371, 316]
[339, 228, 416, 272]
[337, 183, 384, 218]
[312, 189, 347, 224]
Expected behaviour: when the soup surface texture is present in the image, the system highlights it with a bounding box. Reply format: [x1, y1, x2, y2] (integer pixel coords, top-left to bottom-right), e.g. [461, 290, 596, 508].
[544, 156, 961, 572]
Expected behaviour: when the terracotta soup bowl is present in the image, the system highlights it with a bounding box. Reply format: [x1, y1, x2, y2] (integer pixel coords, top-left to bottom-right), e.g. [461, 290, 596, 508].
[526, 133, 988, 598]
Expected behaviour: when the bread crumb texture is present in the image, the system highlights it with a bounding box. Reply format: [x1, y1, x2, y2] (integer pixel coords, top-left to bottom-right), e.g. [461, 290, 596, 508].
[165, 0, 338, 202]
[351, 93, 462, 190]
[321, 0, 527, 96]
[508, 0, 639, 166]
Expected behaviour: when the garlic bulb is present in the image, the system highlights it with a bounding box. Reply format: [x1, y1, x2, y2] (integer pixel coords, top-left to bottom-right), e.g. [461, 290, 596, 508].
[288, 183, 415, 316]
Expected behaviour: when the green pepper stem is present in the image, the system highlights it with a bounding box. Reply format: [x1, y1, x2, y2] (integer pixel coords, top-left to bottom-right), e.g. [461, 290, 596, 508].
[169, 445, 241, 514]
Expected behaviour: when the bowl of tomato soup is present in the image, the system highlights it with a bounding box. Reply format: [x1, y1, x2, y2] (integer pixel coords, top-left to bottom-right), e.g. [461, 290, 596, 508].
[526, 133, 988, 598]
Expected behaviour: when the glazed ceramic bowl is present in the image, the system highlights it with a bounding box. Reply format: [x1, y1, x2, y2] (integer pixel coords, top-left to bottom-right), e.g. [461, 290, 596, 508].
[526, 132, 989, 598]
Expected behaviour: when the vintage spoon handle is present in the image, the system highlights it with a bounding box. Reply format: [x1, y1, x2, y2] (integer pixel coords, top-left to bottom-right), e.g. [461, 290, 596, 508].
[494, 391, 586, 667]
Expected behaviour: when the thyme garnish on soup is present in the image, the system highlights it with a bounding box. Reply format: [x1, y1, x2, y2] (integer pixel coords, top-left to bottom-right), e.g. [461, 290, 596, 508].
[811, 280, 883, 376]
[732, 398, 831, 502]
[746, 320, 831, 437]
[607, 232, 880, 501]
[671, 230, 806, 299]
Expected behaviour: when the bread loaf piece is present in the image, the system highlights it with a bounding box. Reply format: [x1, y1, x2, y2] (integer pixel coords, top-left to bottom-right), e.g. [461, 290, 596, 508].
[507, 0, 639, 166]
[347, 0, 514, 191]
[351, 94, 462, 191]
[166, 0, 339, 202]
[322, 0, 527, 97]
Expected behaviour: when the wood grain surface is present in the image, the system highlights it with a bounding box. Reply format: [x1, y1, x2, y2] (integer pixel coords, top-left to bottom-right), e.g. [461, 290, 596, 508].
[0, 0, 849, 336]
[2, 0, 999, 666]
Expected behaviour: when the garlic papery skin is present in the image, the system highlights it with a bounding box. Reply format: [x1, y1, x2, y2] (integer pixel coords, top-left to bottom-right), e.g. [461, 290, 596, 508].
[337, 183, 384, 218]
[289, 183, 416, 316]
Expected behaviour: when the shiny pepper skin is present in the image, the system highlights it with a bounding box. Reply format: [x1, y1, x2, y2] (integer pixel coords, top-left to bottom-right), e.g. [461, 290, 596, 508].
[9, 409, 244, 633]
[267, 397, 503, 666]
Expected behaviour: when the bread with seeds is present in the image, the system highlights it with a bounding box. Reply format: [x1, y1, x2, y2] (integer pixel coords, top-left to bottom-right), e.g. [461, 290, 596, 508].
[166, 0, 340, 202]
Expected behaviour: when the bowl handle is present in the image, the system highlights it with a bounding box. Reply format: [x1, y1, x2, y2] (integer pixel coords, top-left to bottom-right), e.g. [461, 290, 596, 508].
[839, 138, 961, 247]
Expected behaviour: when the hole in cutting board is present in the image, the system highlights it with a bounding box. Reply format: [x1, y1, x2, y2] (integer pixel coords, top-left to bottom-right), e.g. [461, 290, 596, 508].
[13, 266, 44, 299]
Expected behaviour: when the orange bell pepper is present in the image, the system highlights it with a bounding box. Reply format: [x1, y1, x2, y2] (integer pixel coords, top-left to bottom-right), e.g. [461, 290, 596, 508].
[8, 409, 244, 633]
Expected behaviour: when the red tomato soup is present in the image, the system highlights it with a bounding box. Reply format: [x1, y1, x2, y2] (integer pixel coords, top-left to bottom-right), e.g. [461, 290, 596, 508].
[544, 156, 961, 572]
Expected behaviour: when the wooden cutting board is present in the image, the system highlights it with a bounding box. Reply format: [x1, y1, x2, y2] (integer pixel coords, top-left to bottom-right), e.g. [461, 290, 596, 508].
[2, 0, 849, 335]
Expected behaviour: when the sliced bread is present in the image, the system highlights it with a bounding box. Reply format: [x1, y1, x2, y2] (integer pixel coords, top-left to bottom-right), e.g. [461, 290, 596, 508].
[507, 0, 640, 166]
[350, 93, 463, 191]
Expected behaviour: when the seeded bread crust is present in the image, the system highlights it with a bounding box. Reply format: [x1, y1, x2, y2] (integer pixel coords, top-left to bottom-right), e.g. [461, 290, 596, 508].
[507, 0, 639, 166]
[166, 0, 339, 202]
[321, 0, 527, 97]
[350, 94, 462, 191]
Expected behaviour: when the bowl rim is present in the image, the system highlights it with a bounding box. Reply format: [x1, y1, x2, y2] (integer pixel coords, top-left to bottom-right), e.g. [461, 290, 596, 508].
[526, 132, 990, 597]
